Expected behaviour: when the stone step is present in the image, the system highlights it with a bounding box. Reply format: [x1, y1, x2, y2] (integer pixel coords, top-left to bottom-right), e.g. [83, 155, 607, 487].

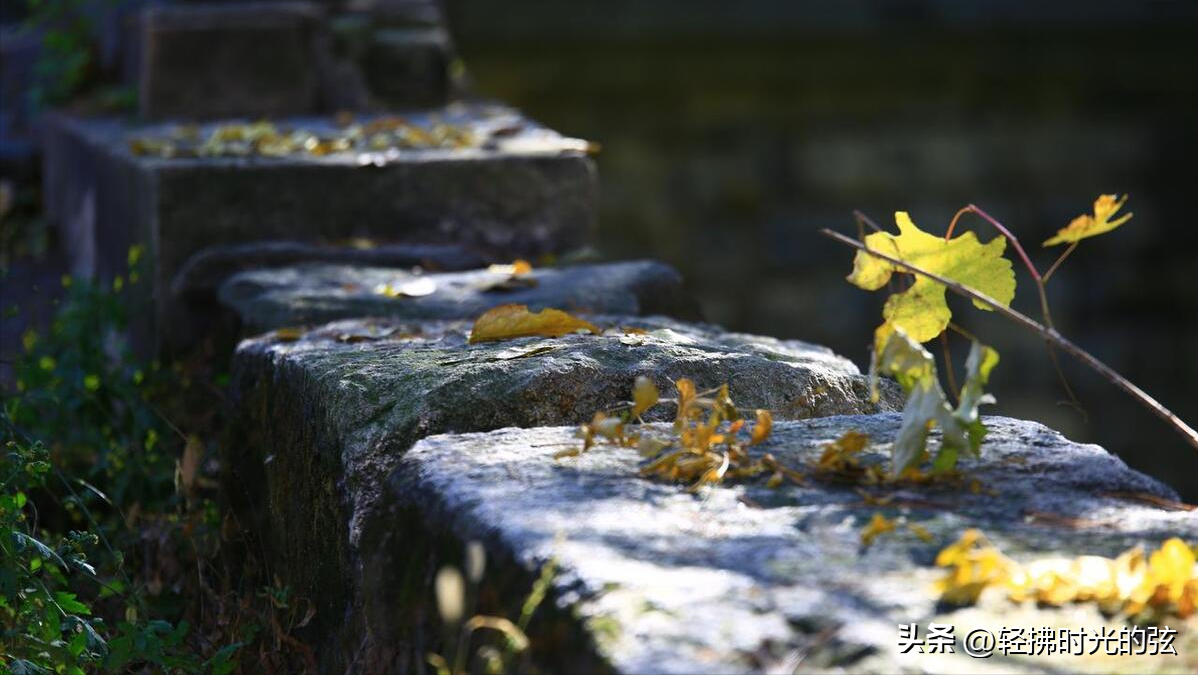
[42, 103, 597, 352]
[388, 418, 1196, 674]
[222, 315, 899, 672]
[129, 0, 453, 118]
[217, 260, 702, 333]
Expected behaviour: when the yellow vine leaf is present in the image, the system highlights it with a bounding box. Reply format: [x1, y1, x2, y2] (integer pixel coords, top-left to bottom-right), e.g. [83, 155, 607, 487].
[468, 304, 599, 343]
[936, 530, 1198, 619]
[1043, 194, 1132, 246]
[848, 211, 1016, 344]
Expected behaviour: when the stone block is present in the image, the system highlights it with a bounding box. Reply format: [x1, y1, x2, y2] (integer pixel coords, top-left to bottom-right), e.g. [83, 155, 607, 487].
[361, 26, 450, 108]
[223, 316, 898, 671]
[135, 2, 326, 119]
[41, 104, 597, 353]
[217, 260, 702, 332]
[384, 417, 1196, 673]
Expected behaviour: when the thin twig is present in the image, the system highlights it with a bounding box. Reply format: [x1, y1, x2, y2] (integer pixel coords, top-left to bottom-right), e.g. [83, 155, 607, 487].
[943, 204, 1084, 413]
[820, 227, 1198, 452]
[1042, 241, 1079, 285]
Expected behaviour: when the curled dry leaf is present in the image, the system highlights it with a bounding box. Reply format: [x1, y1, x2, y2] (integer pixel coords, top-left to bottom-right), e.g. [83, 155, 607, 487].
[631, 376, 659, 419]
[860, 512, 899, 547]
[467, 304, 599, 344]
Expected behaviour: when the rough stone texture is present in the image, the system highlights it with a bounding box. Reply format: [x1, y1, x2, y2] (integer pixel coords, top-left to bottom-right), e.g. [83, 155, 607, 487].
[41, 103, 597, 352]
[135, 2, 326, 119]
[217, 260, 701, 331]
[383, 417, 1198, 674]
[223, 316, 898, 673]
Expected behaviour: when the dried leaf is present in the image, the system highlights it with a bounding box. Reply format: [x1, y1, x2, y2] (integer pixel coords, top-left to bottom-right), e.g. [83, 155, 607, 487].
[1044, 194, 1133, 246]
[861, 512, 899, 547]
[631, 376, 659, 418]
[467, 304, 599, 343]
[274, 327, 305, 342]
[749, 410, 773, 446]
[493, 345, 559, 360]
[935, 530, 1198, 619]
[848, 211, 1016, 344]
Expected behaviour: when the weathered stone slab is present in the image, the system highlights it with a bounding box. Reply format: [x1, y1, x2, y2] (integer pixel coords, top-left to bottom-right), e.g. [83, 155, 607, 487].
[217, 260, 701, 331]
[135, 2, 326, 119]
[222, 316, 898, 672]
[42, 103, 597, 352]
[172, 240, 488, 297]
[381, 417, 1197, 674]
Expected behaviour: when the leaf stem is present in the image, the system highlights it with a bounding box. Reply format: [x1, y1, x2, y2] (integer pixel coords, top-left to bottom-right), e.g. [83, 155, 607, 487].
[944, 204, 1083, 411]
[821, 227, 1198, 453]
[1042, 241, 1080, 285]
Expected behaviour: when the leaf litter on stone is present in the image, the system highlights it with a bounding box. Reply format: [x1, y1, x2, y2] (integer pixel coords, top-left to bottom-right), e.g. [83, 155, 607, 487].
[935, 529, 1198, 619]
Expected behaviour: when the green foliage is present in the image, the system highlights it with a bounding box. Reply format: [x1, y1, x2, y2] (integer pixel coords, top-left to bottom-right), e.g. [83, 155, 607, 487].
[874, 327, 999, 475]
[23, 0, 96, 107]
[1, 256, 242, 673]
[6, 252, 174, 511]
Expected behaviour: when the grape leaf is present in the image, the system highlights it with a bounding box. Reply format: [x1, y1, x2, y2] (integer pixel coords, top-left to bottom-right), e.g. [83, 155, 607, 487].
[468, 304, 599, 344]
[876, 327, 999, 475]
[848, 211, 1016, 344]
[1043, 194, 1133, 246]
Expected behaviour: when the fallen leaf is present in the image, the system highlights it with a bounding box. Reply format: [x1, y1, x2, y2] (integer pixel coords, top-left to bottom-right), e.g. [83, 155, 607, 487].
[749, 410, 772, 446]
[468, 304, 599, 344]
[1044, 194, 1132, 246]
[274, 327, 305, 341]
[631, 376, 659, 418]
[493, 345, 559, 360]
[861, 512, 899, 547]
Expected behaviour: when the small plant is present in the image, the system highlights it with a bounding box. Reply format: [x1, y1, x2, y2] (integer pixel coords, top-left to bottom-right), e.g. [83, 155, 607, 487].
[823, 196, 1198, 467]
[428, 541, 558, 675]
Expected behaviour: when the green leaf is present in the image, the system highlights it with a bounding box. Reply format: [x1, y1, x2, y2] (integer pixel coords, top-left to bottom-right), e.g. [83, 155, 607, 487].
[55, 591, 92, 615]
[877, 327, 999, 475]
[848, 211, 1016, 344]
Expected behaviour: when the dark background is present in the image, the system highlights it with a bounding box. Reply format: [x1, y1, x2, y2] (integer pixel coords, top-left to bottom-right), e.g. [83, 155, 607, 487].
[444, 0, 1198, 499]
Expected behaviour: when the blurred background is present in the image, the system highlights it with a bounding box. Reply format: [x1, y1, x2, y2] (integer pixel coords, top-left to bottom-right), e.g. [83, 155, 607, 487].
[2, 0, 1196, 498]
[443, 0, 1198, 499]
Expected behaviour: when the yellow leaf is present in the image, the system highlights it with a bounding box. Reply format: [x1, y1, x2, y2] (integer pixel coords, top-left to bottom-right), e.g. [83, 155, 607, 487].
[1043, 194, 1132, 246]
[487, 259, 533, 276]
[848, 212, 1016, 343]
[907, 522, 935, 543]
[860, 512, 898, 547]
[631, 376, 659, 419]
[749, 410, 772, 446]
[817, 431, 869, 471]
[275, 327, 305, 341]
[468, 304, 599, 343]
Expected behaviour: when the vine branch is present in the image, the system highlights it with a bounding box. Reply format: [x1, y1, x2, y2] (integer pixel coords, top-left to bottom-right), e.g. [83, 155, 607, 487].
[820, 227, 1198, 452]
